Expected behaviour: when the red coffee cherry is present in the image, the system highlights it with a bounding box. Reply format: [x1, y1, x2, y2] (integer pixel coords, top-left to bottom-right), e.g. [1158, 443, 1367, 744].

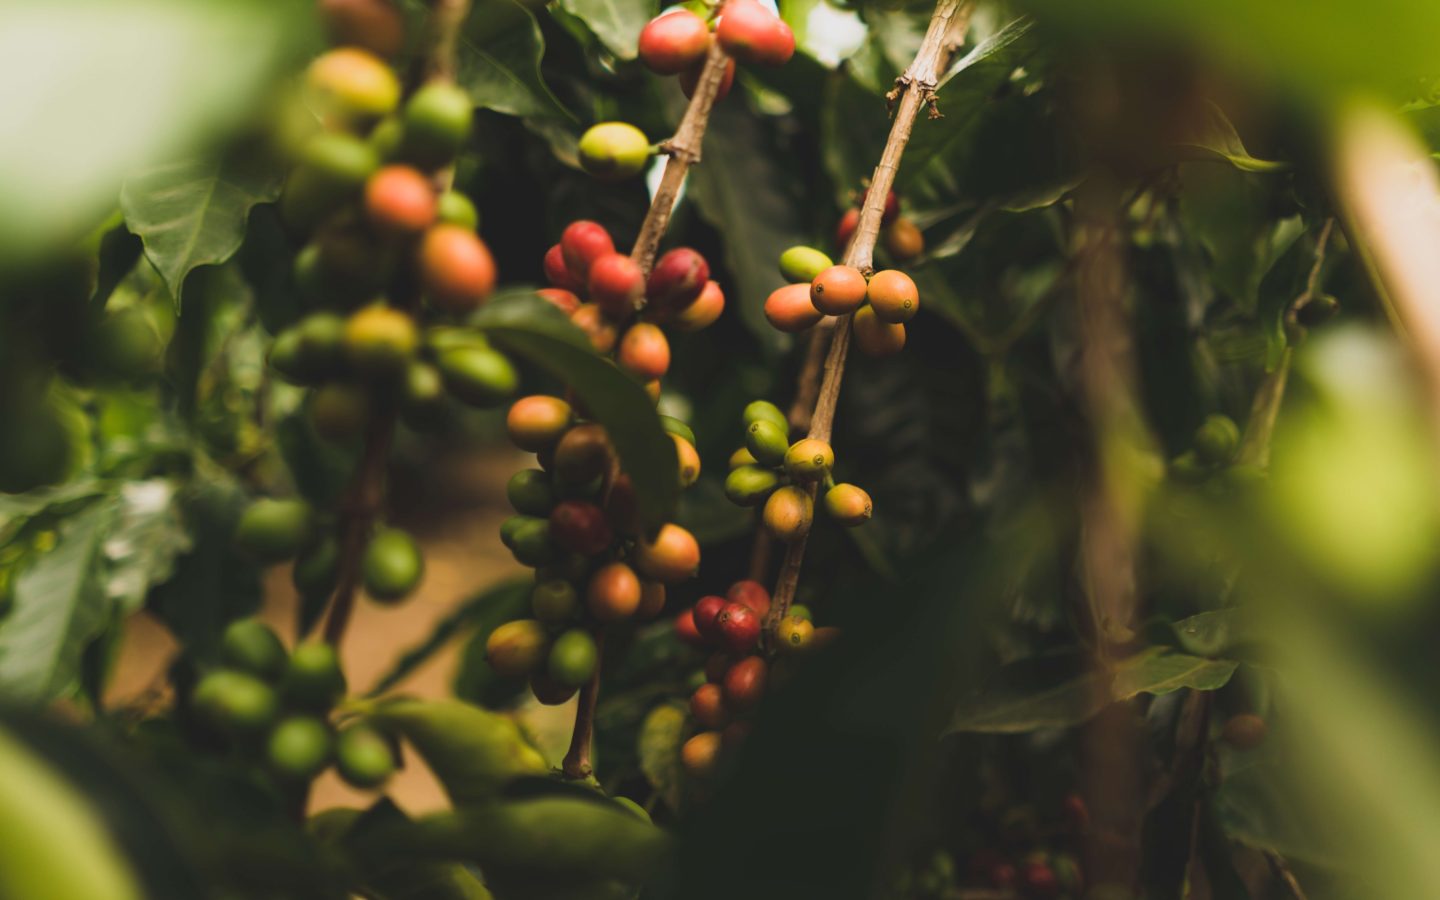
[883, 218, 924, 261]
[835, 207, 860, 249]
[690, 683, 729, 729]
[726, 580, 771, 618]
[722, 655, 767, 709]
[681, 731, 722, 777]
[586, 561, 642, 621]
[647, 247, 710, 312]
[764, 283, 823, 333]
[1020, 860, 1059, 898]
[681, 56, 736, 101]
[587, 252, 646, 319]
[810, 264, 868, 316]
[671, 280, 725, 331]
[560, 220, 617, 282]
[506, 395, 572, 451]
[419, 225, 496, 313]
[549, 500, 613, 556]
[852, 305, 905, 357]
[319, 0, 406, 58]
[537, 287, 581, 315]
[715, 603, 761, 655]
[604, 472, 641, 536]
[634, 523, 701, 583]
[860, 186, 900, 224]
[638, 9, 711, 75]
[716, 0, 794, 67]
[543, 243, 582, 291]
[866, 269, 919, 323]
[1221, 713, 1268, 750]
[570, 304, 620, 354]
[617, 322, 671, 380]
[693, 595, 728, 642]
[365, 165, 437, 235]
[675, 609, 707, 648]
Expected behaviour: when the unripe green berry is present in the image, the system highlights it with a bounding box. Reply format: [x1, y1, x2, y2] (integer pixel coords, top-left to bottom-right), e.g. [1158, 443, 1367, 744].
[778, 246, 834, 284]
[192, 670, 279, 737]
[1193, 414, 1240, 466]
[725, 465, 781, 506]
[438, 346, 519, 408]
[507, 469, 557, 516]
[280, 133, 378, 231]
[547, 629, 599, 686]
[235, 498, 316, 563]
[437, 190, 480, 229]
[783, 438, 834, 480]
[362, 527, 423, 603]
[335, 724, 395, 788]
[309, 382, 370, 442]
[401, 361, 447, 424]
[659, 415, 697, 447]
[729, 447, 759, 469]
[763, 485, 813, 540]
[266, 716, 333, 782]
[220, 619, 288, 682]
[742, 399, 788, 432]
[293, 535, 341, 600]
[401, 81, 473, 169]
[532, 579, 580, 623]
[508, 517, 557, 567]
[577, 122, 652, 181]
[824, 482, 873, 525]
[745, 419, 789, 467]
[344, 304, 419, 378]
[283, 642, 347, 711]
[787, 603, 812, 621]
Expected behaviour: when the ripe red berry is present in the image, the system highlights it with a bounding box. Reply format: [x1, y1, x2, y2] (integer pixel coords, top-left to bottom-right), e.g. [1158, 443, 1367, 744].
[638, 10, 711, 75]
[883, 218, 924, 261]
[586, 561, 642, 621]
[419, 225, 496, 313]
[716, 0, 795, 67]
[1020, 861, 1059, 898]
[764, 283, 823, 333]
[692, 595, 728, 643]
[647, 247, 710, 312]
[536, 287, 581, 315]
[810, 264, 868, 316]
[587, 252, 646, 319]
[860, 186, 900, 224]
[835, 207, 860, 249]
[549, 500, 613, 556]
[617, 322, 671, 380]
[715, 603, 761, 655]
[690, 683, 729, 729]
[560, 220, 616, 282]
[543, 243, 582, 291]
[867, 269, 919, 323]
[722, 655, 767, 710]
[604, 472, 640, 535]
[670, 280, 725, 331]
[726, 580, 771, 617]
[675, 609, 706, 648]
[680, 56, 735, 101]
[364, 165, 437, 234]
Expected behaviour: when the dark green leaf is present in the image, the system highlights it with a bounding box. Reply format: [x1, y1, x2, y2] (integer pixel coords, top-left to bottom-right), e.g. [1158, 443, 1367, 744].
[554, 0, 655, 60]
[460, 0, 576, 122]
[637, 702, 684, 813]
[91, 224, 145, 309]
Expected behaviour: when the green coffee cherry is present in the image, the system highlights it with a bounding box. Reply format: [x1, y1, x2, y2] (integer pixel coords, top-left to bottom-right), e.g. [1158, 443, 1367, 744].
[219, 619, 288, 682]
[266, 716, 333, 782]
[192, 670, 279, 737]
[725, 465, 781, 506]
[486, 619, 549, 677]
[335, 724, 395, 788]
[297, 313, 348, 375]
[577, 122, 652, 181]
[345, 305, 419, 378]
[743, 399, 789, 433]
[763, 485, 813, 540]
[1193, 414, 1240, 466]
[659, 415, 697, 447]
[438, 346, 519, 408]
[508, 517, 557, 567]
[401, 361, 447, 424]
[369, 116, 405, 161]
[401, 81, 473, 169]
[532, 579, 580, 623]
[362, 527, 424, 603]
[823, 483, 872, 526]
[235, 498, 316, 563]
[783, 438, 834, 481]
[500, 515, 539, 549]
[309, 382, 370, 442]
[728, 447, 759, 469]
[268, 329, 312, 385]
[437, 191, 479, 230]
[283, 642, 347, 711]
[280, 133, 378, 230]
[745, 419, 789, 468]
[787, 603, 812, 621]
[778, 246, 834, 284]
[547, 629, 599, 686]
[293, 536, 341, 600]
[507, 469, 557, 516]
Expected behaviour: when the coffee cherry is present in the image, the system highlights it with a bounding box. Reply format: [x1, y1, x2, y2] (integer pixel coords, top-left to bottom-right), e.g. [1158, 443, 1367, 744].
[561, 220, 616, 283]
[530, 580, 578, 623]
[775, 614, 814, 651]
[764, 283, 823, 333]
[673, 434, 702, 488]
[506, 517, 557, 567]
[486, 619, 549, 677]
[578, 122, 652, 181]
[537, 287, 581, 315]
[588, 252, 646, 319]
[675, 609, 707, 648]
[420, 225, 496, 313]
[866, 269, 919, 323]
[604, 473, 641, 536]
[690, 683, 729, 729]
[193, 670, 278, 736]
[680, 56, 736, 100]
[810, 265, 868, 316]
[364, 165, 437, 235]
[634, 523, 701, 583]
[543, 243, 582, 291]
[784, 437, 834, 480]
[787, 603, 812, 621]
[693, 595, 727, 642]
[553, 423, 612, 486]
[1194, 414, 1240, 466]
[436, 190, 479, 229]
[639, 9, 711, 74]
[235, 498, 316, 563]
[293, 536, 341, 600]
[763, 485, 813, 540]
[335, 724, 395, 788]
[883, 218, 924, 261]
[266, 716, 332, 782]
[306, 48, 400, 123]
[742, 399, 787, 432]
[647, 247, 710, 312]
[587, 561, 642, 621]
[658, 413, 695, 444]
[437, 345, 518, 406]
[778, 245, 834, 284]
[1220, 713, 1268, 750]
[726, 580, 771, 618]
[722, 655, 767, 708]
[401, 81, 472, 169]
[507, 396, 573, 452]
[716, 0, 795, 66]
[362, 527, 423, 603]
[548, 629, 599, 686]
[283, 642, 347, 711]
[401, 362, 447, 427]
[319, 0, 406, 58]
[536, 553, 591, 586]
[220, 619, 287, 682]
[368, 115, 405, 161]
[281, 133, 379, 231]
[852, 305, 905, 356]
[681, 731, 722, 778]
[745, 419, 789, 467]
[570, 304, 620, 353]
[310, 382, 370, 442]
[824, 482, 873, 525]
[345, 304, 419, 377]
[549, 501, 613, 556]
[618, 322, 671, 380]
[716, 603, 762, 655]
[530, 673, 578, 705]
[835, 207, 860, 249]
[670, 279, 725, 330]
[299, 311, 349, 369]
[1020, 860, 1059, 898]
[729, 447, 759, 469]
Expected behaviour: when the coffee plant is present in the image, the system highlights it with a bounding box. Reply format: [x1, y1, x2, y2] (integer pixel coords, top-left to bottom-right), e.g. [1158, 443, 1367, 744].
[8, 0, 1440, 898]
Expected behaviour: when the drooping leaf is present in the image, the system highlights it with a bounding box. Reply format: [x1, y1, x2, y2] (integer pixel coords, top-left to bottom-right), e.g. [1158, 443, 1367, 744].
[460, 0, 575, 122]
[637, 702, 685, 813]
[553, 0, 655, 61]
[120, 155, 284, 306]
[368, 698, 548, 804]
[1173, 101, 1287, 173]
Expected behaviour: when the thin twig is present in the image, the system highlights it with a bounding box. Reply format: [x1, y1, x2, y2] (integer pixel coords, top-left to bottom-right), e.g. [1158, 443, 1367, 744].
[562, 630, 605, 779]
[1266, 851, 1311, 900]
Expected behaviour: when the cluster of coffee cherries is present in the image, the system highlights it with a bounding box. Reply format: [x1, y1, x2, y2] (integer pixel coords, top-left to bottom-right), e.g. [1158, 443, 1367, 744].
[188, 618, 395, 791]
[672, 580, 820, 778]
[538, 220, 723, 377]
[234, 495, 423, 611]
[958, 794, 1089, 898]
[836, 188, 925, 264]
[724, 400, 873, 540]
[763, 242, 919, 357]
[487, 396, 704, 706]
[637, 0, 795, 101]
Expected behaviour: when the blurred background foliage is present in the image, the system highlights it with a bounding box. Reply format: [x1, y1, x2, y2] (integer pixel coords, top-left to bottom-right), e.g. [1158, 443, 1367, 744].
[5, 0, 1440, 897]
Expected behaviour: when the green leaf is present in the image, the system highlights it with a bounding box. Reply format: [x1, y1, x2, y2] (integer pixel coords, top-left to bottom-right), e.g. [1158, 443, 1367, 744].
[0, 498, 116, 702]
[120, 155, 284, 306]
[1174, 101, 1286, 172]
[554, 0, 655, 60]
[460, 0, 575, 122]
[102, 479, 190, 615]
[946, 647, 1238, 734]
[474, 292, 679, 530]
[375, 577, 531, 697]
[637, 702, 684, 813]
